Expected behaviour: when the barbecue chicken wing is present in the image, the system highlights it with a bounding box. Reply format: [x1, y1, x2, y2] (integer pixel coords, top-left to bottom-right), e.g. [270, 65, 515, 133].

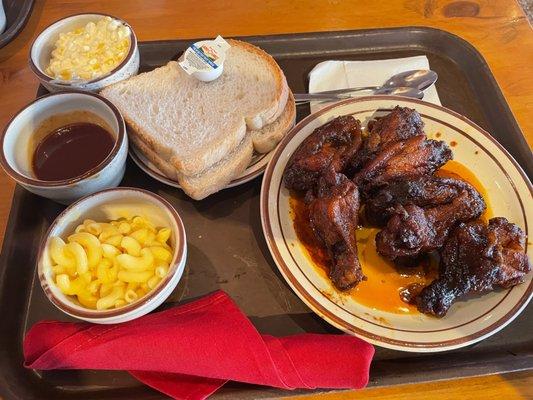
[375, 181, 485, 261]
[308, 171, 363, 290]
[354, 135, 452, 193]
[284, 116, 362, 191]
[350, 106, 425, 171]
[416, 217, 531, 317]
[365, 176, 472, 227]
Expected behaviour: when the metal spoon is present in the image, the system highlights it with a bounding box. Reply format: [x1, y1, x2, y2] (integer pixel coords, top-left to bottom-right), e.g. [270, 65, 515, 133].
[295, 86, 424, 105]
[303, 69, 438, 97]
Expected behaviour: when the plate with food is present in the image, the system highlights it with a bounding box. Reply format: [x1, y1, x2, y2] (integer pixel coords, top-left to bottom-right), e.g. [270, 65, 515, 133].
[261, 96, 532, 352]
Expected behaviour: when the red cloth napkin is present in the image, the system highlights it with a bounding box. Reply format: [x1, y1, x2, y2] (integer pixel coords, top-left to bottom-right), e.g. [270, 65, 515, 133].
[24, 290, 374, 399]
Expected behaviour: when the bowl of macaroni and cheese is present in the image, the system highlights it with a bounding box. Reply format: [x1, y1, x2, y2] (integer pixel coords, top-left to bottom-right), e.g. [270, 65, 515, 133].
[37, 187, 187, 324]
[29, 13, 139, 92]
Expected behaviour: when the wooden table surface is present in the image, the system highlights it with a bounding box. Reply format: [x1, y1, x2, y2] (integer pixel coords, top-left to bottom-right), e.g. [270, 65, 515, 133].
[0, 0, 531, 399]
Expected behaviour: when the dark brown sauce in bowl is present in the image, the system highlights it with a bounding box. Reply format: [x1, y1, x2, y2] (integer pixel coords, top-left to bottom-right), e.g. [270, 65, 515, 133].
[32, 122, 115, 181]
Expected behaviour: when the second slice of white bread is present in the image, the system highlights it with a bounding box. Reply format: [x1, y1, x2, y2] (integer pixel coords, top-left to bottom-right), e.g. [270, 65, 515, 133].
[101, 39, 288, 177]
[130, 132, 253, 200]
[250, 91, 296, 153]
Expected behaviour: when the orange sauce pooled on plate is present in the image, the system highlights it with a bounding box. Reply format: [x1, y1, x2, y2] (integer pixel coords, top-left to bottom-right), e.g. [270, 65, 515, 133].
[289, 160, 491, 315]
[437, 160, 493, 221]
[352, 228, 438, 314]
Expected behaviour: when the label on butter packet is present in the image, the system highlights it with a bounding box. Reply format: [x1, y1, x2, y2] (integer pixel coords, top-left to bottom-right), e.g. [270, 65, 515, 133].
[179, 36, 231, 82]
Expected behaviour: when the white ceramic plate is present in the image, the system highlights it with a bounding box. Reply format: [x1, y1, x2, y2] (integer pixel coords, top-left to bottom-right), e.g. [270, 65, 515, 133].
[261, 96, 532, 352]
[130, 144, 272, 189]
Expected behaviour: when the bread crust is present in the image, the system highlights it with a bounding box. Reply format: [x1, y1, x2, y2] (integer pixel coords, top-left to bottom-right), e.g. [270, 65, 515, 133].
[226, 39, 288, 129]
[132, 132, 253, 200]
[251, 90, 296, 153]
[129, 132, 181, 181]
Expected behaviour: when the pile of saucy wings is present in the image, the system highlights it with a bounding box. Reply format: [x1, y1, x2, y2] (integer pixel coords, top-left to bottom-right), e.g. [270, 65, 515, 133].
[284, 106, 531, 317]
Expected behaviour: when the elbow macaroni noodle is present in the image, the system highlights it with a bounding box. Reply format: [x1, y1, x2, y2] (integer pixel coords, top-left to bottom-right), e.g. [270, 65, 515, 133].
[49, 216, 173, 310]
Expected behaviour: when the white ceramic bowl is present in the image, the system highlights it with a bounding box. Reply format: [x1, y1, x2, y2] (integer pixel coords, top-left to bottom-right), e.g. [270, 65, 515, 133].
[0, 91, 128, 204]
[29, 13, 139, 92]
[37, 187, 187, 324]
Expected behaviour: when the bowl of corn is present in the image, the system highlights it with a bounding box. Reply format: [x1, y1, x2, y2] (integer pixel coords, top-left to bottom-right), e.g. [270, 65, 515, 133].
[29, 13, 139, 92]
[37, 187, 187, 324]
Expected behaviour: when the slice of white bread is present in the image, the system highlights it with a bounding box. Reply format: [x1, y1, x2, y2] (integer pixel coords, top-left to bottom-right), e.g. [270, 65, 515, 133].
[129, 94, 295, 199]
[101, 39, 288, 177]
[250, 91, 296, 153]
[179, 136, 253, 200]
[130, 132, 253, 200]
[130, 93, 295, 176]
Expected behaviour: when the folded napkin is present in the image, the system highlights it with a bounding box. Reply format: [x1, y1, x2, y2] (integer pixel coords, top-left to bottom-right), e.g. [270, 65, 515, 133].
[308, 56, 441, 112]
[24, 290, 374, 400]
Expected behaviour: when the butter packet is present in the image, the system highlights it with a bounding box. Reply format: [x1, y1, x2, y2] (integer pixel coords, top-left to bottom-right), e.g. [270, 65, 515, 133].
[179, 35, 231, 82]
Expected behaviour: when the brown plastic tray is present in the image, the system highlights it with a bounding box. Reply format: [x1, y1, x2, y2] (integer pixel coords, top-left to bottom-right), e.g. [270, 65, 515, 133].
[0, 0, 34, 48]
[0, 27, 531, 399]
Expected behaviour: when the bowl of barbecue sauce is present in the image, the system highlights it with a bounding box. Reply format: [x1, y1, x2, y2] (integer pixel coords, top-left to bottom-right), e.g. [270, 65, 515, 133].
[1, 91, 128, 204]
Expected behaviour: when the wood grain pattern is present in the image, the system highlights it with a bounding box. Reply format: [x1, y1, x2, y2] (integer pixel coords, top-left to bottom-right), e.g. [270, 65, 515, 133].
[294, 370, 533, 400]
[0, 0, 531, 398]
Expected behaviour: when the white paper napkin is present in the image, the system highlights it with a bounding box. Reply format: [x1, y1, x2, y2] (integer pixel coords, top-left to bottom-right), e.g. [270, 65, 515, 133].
[308, 56, 440, 112]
